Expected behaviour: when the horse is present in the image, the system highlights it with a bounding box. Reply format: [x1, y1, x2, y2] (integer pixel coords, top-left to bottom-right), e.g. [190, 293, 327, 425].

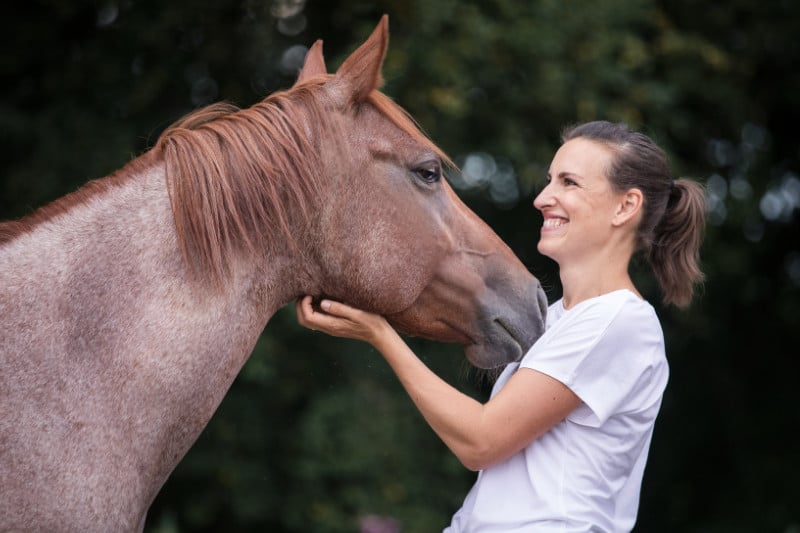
[0, 16, 547, 532]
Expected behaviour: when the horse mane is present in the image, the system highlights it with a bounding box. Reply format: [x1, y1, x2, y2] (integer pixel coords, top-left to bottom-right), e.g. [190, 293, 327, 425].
[157, 79, 453, 286]
[1, 78, 452, 288]
[155, 81, 338, 286]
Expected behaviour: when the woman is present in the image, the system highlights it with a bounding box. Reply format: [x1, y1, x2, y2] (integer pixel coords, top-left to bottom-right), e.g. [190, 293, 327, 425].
[295, 120, 706, 532]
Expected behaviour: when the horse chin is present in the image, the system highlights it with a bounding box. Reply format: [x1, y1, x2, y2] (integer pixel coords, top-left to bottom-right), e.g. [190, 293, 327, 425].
[464, 340, 523, 370]
[463, 296, 546, 369]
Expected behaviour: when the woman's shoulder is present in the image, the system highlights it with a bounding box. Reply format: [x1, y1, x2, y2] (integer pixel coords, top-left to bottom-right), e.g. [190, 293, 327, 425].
[543, 290, 663, 359]
[574, 289, 650, 310]
[551, 290, 656, 328]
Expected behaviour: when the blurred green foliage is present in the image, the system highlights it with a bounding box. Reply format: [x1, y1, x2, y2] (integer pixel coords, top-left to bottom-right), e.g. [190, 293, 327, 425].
[2, 1, 798, 531]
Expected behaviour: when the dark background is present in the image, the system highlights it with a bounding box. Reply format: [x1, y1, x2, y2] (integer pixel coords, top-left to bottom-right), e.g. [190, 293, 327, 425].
[2, 1, 798, 531]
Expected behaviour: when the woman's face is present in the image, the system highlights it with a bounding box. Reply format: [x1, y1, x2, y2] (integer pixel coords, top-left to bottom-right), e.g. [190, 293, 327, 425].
[533, 137, 622, 265]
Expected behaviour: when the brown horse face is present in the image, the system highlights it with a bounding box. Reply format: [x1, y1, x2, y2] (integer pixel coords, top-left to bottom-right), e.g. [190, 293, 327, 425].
[322, 127, 547, 367]
[300, 17, 547, 368]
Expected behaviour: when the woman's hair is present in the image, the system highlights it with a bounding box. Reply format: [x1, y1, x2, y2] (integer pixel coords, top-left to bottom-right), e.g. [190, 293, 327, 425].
[562, 120, 706, 308]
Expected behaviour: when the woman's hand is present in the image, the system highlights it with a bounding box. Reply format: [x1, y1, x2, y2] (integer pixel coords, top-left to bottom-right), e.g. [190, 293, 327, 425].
[295, 295, 392, 346]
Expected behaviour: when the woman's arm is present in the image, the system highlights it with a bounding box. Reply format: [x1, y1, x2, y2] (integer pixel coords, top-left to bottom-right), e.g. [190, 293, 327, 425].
[295, 296, 581, 471]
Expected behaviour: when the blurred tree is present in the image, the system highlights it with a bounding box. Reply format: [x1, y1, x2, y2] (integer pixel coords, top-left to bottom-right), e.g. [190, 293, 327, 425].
[2, 0, 798, 532]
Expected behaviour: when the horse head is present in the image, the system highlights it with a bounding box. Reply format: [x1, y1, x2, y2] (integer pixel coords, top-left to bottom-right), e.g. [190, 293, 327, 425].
[295, 16, 548, 368]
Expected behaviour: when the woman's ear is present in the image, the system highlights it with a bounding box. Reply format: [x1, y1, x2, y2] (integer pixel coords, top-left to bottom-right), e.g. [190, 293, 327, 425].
[612, 188, 643, 227]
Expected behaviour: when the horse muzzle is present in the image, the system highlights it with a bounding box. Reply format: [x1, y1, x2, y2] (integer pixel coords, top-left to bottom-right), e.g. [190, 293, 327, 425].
[386, 275, 548, 370]
[463, 278, 548, 369]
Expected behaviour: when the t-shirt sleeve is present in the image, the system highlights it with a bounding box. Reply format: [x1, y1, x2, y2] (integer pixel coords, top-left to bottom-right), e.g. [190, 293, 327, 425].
[519, 296, 667, 426]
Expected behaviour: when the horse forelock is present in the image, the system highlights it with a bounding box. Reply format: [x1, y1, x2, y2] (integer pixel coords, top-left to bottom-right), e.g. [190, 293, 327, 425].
[156, 81, 339, 287]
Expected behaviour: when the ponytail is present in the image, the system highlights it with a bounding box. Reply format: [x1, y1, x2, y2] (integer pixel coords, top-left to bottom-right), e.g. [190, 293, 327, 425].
[647, 178, 706, 308]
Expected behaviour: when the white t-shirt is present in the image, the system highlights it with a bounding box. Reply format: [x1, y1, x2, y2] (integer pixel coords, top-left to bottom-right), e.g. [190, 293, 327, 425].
[445, 289, 668, 533]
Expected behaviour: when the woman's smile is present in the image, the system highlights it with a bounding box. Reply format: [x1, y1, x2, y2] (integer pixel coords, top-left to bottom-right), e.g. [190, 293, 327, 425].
[541, 216, 568, 231]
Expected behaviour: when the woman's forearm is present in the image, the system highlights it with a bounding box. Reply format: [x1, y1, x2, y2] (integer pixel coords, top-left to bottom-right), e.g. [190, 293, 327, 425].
[372, 328, 492, 471]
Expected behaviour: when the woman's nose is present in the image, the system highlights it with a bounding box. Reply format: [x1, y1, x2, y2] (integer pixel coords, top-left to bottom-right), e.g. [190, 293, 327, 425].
[533, 184, 551, 210]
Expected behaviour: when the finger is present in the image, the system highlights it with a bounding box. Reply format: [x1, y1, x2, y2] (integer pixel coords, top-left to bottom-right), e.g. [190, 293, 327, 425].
[319, 299, 360, 320]
[296, 296, 346, 330]
[295, 295, 316, 328]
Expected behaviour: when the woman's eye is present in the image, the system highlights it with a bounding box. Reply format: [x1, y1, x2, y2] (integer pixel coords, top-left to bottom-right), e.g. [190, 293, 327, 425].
[414, 162, 442, 183]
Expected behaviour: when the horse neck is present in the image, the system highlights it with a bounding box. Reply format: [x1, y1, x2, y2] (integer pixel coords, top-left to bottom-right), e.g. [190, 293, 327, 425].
[1, 155, 307, 527]
[58, 157, 290, 430]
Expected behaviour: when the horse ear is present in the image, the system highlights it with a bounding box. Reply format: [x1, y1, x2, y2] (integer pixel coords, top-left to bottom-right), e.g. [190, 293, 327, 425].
[295, 39, 327, 84]
[331, 14, 389, 103]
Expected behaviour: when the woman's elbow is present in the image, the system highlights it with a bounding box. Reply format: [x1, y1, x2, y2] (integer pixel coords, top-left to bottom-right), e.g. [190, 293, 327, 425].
[457, 445, 500, 472]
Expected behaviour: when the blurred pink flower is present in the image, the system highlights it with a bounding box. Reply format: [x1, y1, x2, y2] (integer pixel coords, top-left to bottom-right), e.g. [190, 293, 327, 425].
[359, 513, 401, 533]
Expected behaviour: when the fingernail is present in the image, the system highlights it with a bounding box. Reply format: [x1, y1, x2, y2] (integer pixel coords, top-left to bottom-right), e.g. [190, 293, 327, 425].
[321, 300, 331, 310]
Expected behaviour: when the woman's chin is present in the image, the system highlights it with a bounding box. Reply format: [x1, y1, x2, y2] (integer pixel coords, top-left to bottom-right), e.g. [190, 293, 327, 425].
[536, 241, 557, 260]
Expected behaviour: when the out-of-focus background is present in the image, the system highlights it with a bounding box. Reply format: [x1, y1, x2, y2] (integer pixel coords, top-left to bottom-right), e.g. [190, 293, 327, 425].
[2, 1, 798, 531]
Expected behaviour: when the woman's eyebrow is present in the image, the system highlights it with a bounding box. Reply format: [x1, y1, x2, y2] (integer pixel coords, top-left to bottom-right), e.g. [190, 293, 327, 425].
[553, 171, 583, 181]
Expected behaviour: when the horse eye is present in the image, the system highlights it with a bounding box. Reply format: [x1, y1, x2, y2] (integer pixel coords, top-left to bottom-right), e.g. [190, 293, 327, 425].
[414, 162, 442, 183]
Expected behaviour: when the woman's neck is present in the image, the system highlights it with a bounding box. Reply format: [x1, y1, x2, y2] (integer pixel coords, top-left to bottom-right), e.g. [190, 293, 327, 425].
[557, 255, 640, 310]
